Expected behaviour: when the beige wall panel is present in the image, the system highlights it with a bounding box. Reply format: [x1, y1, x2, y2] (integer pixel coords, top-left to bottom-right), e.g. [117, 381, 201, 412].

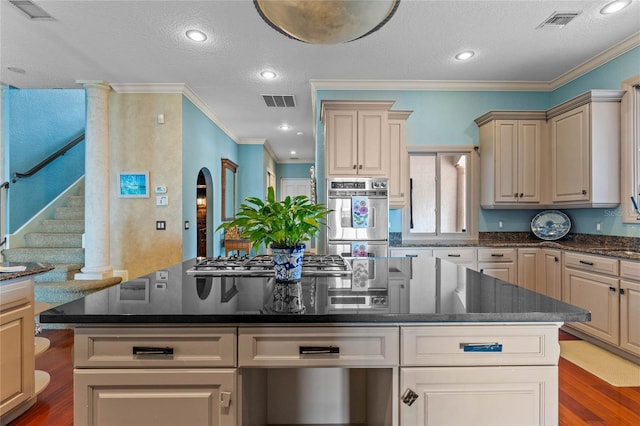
[109, 93, 183, 279]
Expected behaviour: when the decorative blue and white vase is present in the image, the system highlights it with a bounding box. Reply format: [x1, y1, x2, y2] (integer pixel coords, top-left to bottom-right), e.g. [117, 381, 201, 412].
[268, 244, 306, 313]
[271, 244, 305, 283]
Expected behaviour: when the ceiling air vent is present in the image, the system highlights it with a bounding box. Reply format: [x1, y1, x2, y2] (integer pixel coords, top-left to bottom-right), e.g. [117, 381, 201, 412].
[9, 0, 54, 20]
[537, 12, 580, 29]
[262, 95, 296, 108]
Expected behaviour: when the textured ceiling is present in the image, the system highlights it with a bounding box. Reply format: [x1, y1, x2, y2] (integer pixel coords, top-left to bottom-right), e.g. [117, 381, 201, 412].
[2, 1, 639, 162]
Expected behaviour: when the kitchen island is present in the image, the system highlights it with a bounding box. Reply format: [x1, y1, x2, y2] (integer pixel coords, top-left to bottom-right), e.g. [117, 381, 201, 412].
[40, 257, 589, 426]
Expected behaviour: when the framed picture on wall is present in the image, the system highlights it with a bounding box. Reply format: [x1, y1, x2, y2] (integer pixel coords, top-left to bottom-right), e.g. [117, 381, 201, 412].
[118, 172, 149, 198]
[117, 278, 150, 303]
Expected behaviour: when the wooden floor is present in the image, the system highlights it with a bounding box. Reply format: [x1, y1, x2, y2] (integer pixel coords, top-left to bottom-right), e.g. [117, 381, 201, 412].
[8, 329, 640, 426]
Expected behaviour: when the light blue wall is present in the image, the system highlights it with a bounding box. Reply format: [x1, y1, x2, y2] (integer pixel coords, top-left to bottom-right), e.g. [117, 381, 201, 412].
[315, 47, 640, 238]
[182, 97, 238, 259]
[5, 88, 85, 233]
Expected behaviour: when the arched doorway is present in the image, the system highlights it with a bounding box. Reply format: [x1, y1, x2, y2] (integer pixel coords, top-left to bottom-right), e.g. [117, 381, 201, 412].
[196, 168, 213, 258]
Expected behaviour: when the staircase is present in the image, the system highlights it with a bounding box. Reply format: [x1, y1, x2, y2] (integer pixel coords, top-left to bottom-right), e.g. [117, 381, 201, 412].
[2, 186, 121, 309]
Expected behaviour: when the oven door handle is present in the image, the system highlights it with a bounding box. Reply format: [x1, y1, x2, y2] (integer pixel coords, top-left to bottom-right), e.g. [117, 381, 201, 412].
[299, 346, 340, 355]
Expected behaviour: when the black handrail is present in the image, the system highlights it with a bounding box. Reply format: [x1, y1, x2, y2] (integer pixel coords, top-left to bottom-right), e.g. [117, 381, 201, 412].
[12, 132, 85, 183]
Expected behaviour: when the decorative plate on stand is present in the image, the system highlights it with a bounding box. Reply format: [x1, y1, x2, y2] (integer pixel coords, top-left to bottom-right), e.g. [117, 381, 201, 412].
[531, 210, 571, 241]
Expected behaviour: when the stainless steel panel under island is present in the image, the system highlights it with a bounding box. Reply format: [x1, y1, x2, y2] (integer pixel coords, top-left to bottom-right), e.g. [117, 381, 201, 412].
[40, 257, 590, 426]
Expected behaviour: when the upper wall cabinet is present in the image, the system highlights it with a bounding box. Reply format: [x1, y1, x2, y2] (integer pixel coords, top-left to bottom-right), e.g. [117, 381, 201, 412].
[388, 110, 413, 208]
[548, 90, 625, 208]
[475, 112, 547, 208]
[476, 90, 625, 209]
[322, 101, 394, 177]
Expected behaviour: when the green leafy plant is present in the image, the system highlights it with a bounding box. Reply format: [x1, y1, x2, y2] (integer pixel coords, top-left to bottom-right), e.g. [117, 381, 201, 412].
[217, 186, 331, 251]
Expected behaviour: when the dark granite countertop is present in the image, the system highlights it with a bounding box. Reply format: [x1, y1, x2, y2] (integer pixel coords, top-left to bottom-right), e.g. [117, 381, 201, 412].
[40, 257, 590, 325]
[0, 262, 54, 282]
[391, 232, 640, 260]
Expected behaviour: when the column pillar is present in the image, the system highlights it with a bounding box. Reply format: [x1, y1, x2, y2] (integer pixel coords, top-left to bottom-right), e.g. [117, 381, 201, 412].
[75, 81, 113, 280]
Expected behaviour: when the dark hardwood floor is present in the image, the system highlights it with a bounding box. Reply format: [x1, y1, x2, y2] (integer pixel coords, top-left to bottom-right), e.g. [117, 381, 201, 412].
[9, 329, 640, 425]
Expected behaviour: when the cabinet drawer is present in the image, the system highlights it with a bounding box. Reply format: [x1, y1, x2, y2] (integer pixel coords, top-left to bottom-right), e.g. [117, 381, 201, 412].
[0, 278, 33, 311]
[564, 252, 619, 276]
[478, 248, 517, 262]
[74, 327, 237, 368]
[621, 260, 640, 281]
[401, 324, 560, 366]
[238, 327, 399, 367]
[432, 248, 476, 263]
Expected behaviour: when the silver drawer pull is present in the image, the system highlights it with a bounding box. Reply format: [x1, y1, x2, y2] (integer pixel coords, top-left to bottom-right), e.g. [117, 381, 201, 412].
[299, 346, 340, 355]
[460, 343, 502, 352]
[132, 346, 174, 356]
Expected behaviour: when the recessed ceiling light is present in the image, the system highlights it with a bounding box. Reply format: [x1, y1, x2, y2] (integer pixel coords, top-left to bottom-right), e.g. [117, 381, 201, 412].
[279, 124, 291, 130]
[455, 51, 475, 61]
[601, 0, 631, 14]
[291, 151, 296, 155]
[296, 131, 303, 136]
[186, 29, 207, 42]
[260, 70, 277, 80]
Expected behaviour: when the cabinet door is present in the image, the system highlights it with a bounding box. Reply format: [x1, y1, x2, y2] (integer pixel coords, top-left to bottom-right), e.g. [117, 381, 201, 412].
[478, 262, 517, 283]
[620, 279, 640, 357]
[390, 249, 435, 313]
[517, 248, 540, 292]
[388, 115, 409, 207]
[542, 249, 562, 300]
[550, 104, 590, 202]
[0, 304, 35, 415]
[357, 110, 388, 176]
[494, 120, 519, 203]
[563, 267, 619, 345]
[325, 109, 359, 176]
[517, 120, 542, 203]
[74, 369, 236, 426]
[401, 366, 557, 426]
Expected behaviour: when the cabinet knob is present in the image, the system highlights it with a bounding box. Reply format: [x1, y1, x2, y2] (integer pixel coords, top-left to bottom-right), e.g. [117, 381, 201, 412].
[519, 193, 524, 198]
[401, 388, 419, 406]
[514, 193, 518, 198]
[359, 164, 363, 170]
[582, 189, 587, 195]
[609, 286, 617, 292]
[620, 288, 626, 295]
[352, 165, 357, 169]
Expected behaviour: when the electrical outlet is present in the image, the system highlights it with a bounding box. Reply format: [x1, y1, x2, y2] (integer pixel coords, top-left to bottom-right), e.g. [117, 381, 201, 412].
[156, 221, 166, 230]
[155, 282, 167, 290]
[596, 223, 601, 232]
[498, 221, 503, 229]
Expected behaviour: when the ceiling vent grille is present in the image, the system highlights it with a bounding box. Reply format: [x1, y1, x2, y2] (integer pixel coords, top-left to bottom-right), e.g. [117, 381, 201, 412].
[9, 0, 54, 20]
[537, 12, 580, 28]
[262, 95, 296, 108]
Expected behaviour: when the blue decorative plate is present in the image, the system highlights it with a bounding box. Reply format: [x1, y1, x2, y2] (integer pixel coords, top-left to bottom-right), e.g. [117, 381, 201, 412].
[531, 210, 571, 241]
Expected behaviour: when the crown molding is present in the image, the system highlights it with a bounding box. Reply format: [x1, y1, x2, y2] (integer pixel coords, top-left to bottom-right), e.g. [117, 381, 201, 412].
[108, 83, 239, 143]
[237, 138, 280, 163]
[550, 32, 640, 90]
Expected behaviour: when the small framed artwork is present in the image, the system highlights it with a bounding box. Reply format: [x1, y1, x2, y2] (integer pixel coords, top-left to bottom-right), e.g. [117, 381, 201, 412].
[118, 172, 149, 198]
[117, 278, 150, 303]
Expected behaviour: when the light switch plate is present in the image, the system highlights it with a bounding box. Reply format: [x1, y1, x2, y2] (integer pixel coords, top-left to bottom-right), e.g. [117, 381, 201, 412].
[155, 185, 167, 194]
[156, 195, 169, 206]
[156, 270, 169, 280]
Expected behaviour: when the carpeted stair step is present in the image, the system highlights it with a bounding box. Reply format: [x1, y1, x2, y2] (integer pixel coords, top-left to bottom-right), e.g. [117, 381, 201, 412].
[35, 277, 122, 305]
[25, 232, 83, 248]
[2, 247, 84, 264]
[55, 206, 84, 220]
[67, 195, 84, 208]
[34, 264, 83, 282]
[41, 219, 84, 233]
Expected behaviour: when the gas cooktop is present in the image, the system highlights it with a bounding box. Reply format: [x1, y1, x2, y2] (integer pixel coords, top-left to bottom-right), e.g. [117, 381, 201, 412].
[186, 254, 353, 277]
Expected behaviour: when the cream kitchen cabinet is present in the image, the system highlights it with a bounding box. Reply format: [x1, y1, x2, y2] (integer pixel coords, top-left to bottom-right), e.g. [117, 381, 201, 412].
[548, 90, 624, 207]
[388, 110, 412, 207]
[620, 260, 640, 357]
[73, 327, 237, 426]
[563, 252, 620, 345]
[322, 100, 394, 177]
[432, 247, 477, 270]
[390, 248, 435, 313]
[400, 324, 560, 426]
[475, 112, 547, 208]
[477, 247, 517, 282]
[0, 277, 36, 424]
[541, 249, 562, 300]
[518, 248, 541, 292]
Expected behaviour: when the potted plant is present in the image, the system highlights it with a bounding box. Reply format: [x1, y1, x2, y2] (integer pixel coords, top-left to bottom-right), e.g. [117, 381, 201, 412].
[217, 186, 331, 312]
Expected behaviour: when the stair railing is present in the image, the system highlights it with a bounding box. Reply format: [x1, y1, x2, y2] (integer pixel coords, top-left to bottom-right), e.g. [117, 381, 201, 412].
[12, 132, 85, 183]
